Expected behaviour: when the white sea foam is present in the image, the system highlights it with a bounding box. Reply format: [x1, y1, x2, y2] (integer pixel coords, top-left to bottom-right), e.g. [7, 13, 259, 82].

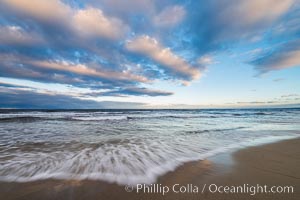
[72, 116, 128, 121]
[1, 109, 300, 185]
[0, 134, 298, 185]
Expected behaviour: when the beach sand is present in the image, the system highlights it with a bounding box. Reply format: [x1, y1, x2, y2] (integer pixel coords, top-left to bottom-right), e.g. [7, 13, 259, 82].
[0, 138, 299, 200]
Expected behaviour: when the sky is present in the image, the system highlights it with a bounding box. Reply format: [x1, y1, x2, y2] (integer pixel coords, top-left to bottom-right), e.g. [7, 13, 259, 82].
[0, 0, 300, 109]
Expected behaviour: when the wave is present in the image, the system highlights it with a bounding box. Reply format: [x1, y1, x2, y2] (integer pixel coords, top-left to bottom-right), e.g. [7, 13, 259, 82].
[185, 127, 247, 134]
[0, 135, 297, 185]
[0, 110, 293, 123]
[231, 112, 270, 116]
[0, 113, 214, 122]
[71, 116, 128, 121]
[126, 113, 222, 120]
[0, 116, 45, 123]
[126, 115, 203, 120]
[0, 115, 128, 122]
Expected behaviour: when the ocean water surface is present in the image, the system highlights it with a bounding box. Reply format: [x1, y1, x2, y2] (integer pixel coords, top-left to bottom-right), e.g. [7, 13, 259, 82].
[0, 108, 299, 185]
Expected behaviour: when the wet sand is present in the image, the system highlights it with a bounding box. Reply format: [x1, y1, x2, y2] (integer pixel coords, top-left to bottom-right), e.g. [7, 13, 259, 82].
[0, 138, 299, 200]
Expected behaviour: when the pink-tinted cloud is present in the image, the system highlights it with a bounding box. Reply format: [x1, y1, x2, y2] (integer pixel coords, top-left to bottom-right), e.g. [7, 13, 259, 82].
[72, 7, 129, 40]
[251, 39, 300, 73]
[28, 60, 148, 83]
[1, 0, 71, 23]
[126, 35, 201, 84]
[0, 53, 149, 85]
[153, 5, 186, 27]
[2, 0, 129, 40]
[0, 25, 44, 45]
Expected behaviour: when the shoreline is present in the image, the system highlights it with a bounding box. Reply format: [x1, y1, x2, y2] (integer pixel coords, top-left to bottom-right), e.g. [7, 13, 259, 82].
[0, 137, 299, 199]
[1, 135, 297, 184]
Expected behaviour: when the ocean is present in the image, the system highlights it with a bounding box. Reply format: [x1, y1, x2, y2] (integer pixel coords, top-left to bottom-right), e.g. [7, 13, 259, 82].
[0, 108, 299, 185]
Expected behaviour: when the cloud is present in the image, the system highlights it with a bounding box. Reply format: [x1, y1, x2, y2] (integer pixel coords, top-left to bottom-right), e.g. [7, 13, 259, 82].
[0, 87, 145, 109]
[0, 53, 151, 88]
[1, 0, 129, 41]
[126, 35, 201, 83]
[0, 26, 44, 46]
[271, 3, 300, 38]
[0, 78, 173, 99]
[273, 78, 285, 82]
[28, 59, 148, 83]
[197, 55, 215, 70]
[281, 94, 299, 98]
[0, 0, 167, 95]
[183, 0, 295, 54]
[220, 0, 294, 28]
[250, 39, 300, 73]
[72, 7, 129, 40]
[2, 0, 296, 86]
[0, 81, 32, 90]
[233, 98, 300, 108]
[88, 0, 155, 15]
[0, 86, 98, 109]
[1, 0, 71, 23]
[96, 87, 173, 97]
[153, 5, 186, 27]
[0, 0, 299, 108]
